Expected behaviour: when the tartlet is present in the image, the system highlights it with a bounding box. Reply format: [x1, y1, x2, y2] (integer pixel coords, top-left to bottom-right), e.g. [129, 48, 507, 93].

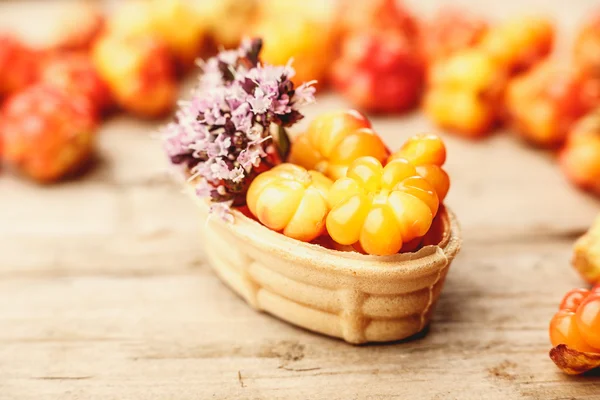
[189, 186, 461, 344]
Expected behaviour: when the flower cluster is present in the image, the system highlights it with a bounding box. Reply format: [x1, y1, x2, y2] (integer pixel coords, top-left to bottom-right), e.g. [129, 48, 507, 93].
[162, 38, 316, 209]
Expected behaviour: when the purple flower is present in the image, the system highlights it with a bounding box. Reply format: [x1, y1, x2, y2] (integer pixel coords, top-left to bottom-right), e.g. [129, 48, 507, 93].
[273, 94, 291, 114]
[209, 202, 234, 223]
[196, 90, 229, 125]
[229, 166, 245, 183]
[248, 87, 273, 114]
[190, 161, 212, 182]
[293, 81, 317, 107]
[161, 37, 316, 219]
[196, 179, 213, 197]
[210, 158, 232, 181]
[161, 122, 188, 158]
[247, 63, 294, 83]
[231, 102, 253, 132]
[207, 134, 232, 158]
[237, 145, 267, 171]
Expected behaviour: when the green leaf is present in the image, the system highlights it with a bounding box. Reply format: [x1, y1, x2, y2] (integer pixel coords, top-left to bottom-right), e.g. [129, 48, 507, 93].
[276, 125, 291, 162]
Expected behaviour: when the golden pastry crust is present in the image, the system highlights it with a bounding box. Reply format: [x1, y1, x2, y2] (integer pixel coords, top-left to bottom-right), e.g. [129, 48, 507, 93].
[189, 184, 461, 344]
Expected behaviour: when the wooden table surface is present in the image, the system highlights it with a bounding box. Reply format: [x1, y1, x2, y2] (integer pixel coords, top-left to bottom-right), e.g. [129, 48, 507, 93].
[2, 1, 600, 399]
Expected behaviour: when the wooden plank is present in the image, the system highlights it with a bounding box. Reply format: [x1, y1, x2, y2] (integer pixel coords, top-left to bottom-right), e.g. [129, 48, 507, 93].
[1, 0, 600, 399]
[1, 240, 599, 399]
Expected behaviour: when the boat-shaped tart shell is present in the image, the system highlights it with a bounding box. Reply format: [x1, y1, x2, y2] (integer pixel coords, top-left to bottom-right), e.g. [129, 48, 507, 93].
[189, 188, 461, 344]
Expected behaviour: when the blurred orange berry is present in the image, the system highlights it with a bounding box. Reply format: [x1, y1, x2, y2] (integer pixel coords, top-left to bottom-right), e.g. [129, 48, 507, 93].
[246, 164, 333, 242]
[478, 15, 554, 74]
[326, 157, 439, 255]
[250, 15, 335, 87]
[559, 109, 600, 196]
[574, 12, 600, 77]
[0, 34, 39, 98]
[149, 0, 206, 69]
[288, 110, 389, 180]
[428, 49, 503, 93]
[40, 53, 112, 115]
[191, 0, 258, 49]
[425, 50, 503, 137]
[108, 0, 205, 70]
[92, 34, 176, 118]
[505, 62, 591, 147]
[332, 29, 425, 113]
[422, 7, 488, 63]
[0, 84, 97, 183]
[423, 88, 497, 138]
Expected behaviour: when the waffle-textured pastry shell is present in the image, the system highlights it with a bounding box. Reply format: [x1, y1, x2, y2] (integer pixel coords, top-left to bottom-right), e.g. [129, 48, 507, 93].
[190, 190, 461, 344]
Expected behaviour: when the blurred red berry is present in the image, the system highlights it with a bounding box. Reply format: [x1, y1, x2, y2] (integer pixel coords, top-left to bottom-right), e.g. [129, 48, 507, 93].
[337, 0, 420, 38]
[0, 34, 39, 98]
[578, 72, 600, 112]
[40, 53, 112, 115]
[574, 12, 600, 77]
[422, 7, 488, 64]
[505, 62, 593, 147]
[332, 29, 425, 113]
[0, 84, 97, 183]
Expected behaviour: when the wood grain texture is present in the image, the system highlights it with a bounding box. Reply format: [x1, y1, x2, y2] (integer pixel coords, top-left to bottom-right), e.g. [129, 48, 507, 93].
[1, 1, 600, 399]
